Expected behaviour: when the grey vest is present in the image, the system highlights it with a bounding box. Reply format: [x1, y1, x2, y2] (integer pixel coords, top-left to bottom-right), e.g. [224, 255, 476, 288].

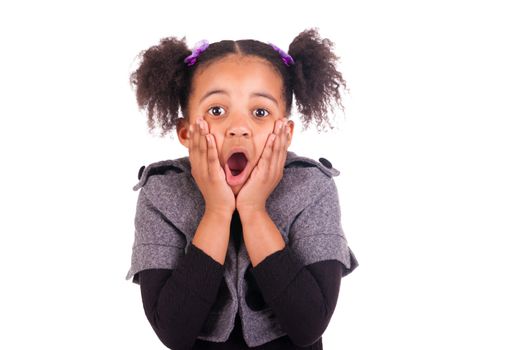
[125, 151, 359, 347]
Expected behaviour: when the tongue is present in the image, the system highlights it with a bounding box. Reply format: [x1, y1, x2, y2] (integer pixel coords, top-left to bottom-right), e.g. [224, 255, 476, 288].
[227, 153, 248, 176]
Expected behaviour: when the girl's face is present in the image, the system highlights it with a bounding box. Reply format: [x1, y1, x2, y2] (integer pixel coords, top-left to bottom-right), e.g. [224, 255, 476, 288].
[178, 54, 295, 195]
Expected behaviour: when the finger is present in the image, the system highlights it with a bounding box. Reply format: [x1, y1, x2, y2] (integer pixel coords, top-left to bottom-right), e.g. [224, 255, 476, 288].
[201, 118, 209, 135]
[278, 120, 290, 168]
[191, 119, 206, 178]
[205, 133, 222, 180]
[188, 123, 198, 175]
[199, 119, 218, 179]
[285, 124, 292, 160]
[188, 123, 194, 158]
[277, 119, 290, 175]
[199, 119, 211, 176]
[270, 119, 284, 175]
[197, 119, 207, 154]
[259, 132, 276, 179]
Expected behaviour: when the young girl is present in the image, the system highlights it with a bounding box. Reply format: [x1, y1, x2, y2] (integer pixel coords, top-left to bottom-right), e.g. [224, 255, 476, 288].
[125, 28, 359, 349]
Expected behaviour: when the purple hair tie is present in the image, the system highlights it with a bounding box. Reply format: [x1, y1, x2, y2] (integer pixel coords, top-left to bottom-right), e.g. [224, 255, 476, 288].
[184, 39, 209, 66]
[268, 42, 295, 67]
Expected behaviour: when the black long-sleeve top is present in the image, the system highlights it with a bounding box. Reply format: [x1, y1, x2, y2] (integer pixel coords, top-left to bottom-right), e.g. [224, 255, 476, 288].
[137, 210, 344, 349]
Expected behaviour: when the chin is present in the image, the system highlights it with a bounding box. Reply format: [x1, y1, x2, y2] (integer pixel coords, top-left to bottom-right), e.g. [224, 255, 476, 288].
[232, 187, 241, 197]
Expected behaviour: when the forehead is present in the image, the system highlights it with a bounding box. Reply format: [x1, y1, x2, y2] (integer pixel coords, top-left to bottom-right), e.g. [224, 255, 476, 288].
[191, 55, 284, 97]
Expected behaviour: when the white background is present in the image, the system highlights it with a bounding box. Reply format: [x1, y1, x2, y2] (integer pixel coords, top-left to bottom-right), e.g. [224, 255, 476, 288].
[1, 0, 524, 349]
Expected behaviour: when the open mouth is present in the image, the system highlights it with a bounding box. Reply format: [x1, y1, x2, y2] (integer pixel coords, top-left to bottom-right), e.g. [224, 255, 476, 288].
[225, 152, 249, 187]
[227, 152, 248, 176]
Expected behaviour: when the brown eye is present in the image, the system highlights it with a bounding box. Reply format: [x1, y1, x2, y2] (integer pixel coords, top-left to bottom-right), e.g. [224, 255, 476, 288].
[208, 106, 225, 117]
[253, 108, 269, 118]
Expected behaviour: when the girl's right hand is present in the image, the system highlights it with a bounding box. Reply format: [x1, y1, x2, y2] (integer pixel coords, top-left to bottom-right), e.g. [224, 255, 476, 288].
[188, 117, 235, 216]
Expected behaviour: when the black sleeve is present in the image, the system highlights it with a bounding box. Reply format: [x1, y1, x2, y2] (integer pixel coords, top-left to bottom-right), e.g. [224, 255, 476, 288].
[250, 245, 344, 347]
[138, 242, 225, 350]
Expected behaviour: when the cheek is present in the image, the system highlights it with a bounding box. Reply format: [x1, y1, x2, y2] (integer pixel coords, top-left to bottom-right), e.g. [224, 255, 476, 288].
[209, 131, 225, 159]
[213, 133, 223, 146]
[254, 132, 272, 156]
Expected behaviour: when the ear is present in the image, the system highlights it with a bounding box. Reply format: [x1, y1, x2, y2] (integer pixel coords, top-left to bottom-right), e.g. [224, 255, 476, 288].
[177, 120, 191, 149]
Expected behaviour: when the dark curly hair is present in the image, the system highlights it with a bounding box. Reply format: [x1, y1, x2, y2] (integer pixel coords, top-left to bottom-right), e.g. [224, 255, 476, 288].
[129, 27, 348, 137]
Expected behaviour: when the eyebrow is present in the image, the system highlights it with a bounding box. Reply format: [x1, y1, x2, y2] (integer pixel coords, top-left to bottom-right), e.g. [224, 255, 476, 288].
[199, 89, 279, 106]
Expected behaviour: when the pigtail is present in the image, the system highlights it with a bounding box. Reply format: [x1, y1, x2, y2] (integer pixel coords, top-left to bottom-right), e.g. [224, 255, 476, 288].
[129, 37, 192, 136]
[288, 28, 348, 132]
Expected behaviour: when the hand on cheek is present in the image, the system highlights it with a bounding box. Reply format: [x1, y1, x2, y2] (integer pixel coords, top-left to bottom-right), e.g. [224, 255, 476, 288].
[188, 117, 236, 216]
[236, 118, 291, 213]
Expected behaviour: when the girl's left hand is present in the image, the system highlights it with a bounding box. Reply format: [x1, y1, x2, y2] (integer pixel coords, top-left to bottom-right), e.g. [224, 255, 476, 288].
[236, 118, 292, 213]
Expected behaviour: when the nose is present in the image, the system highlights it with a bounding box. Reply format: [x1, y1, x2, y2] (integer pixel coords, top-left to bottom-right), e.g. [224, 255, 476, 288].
[227, 126, 250, 137]
[226, 113, 251, 138]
